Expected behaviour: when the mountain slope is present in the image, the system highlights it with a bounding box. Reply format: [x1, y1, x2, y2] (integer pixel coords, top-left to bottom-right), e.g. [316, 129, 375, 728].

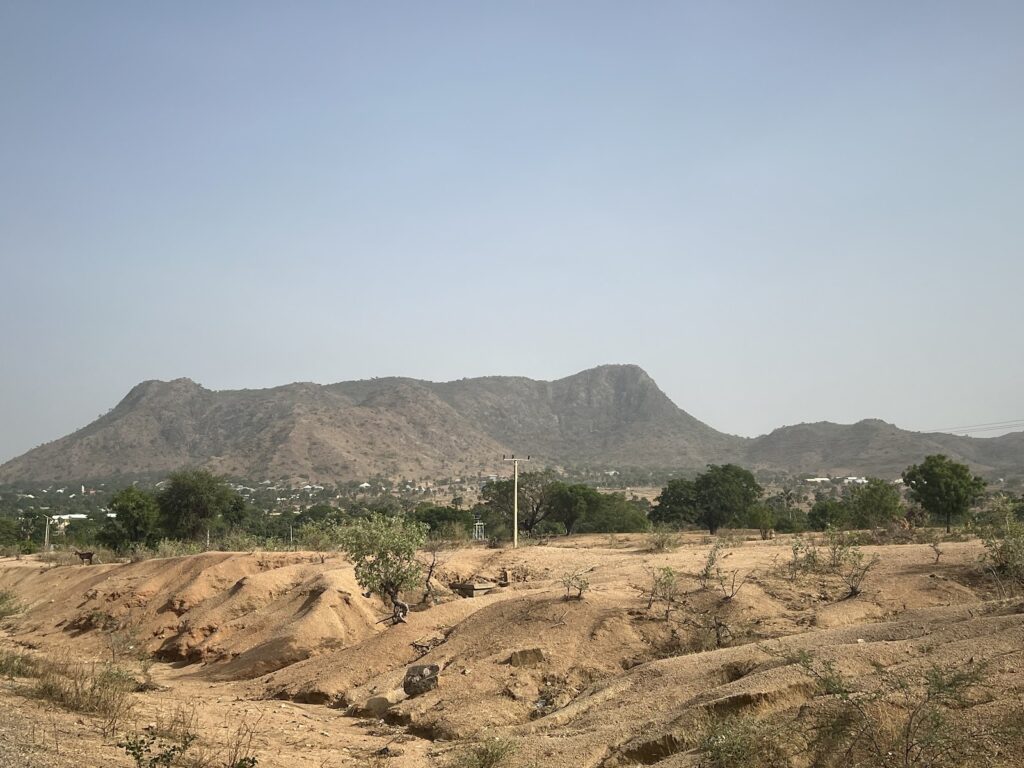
[1, 366, 1021, 483]
[0, 365, 739, 483]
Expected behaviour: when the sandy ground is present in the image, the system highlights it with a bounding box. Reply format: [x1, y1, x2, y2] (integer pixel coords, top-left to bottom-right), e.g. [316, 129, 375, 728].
[1, 532, 1022, 767]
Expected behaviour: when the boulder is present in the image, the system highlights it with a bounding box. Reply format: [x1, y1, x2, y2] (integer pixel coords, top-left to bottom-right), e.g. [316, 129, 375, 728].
[362, 688, 409, 717]
[403, 663, 440, 696]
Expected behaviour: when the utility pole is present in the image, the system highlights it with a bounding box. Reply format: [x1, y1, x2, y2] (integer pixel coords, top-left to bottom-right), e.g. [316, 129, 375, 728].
[502, 455, 530, 548]
[43, 515, 52, 553]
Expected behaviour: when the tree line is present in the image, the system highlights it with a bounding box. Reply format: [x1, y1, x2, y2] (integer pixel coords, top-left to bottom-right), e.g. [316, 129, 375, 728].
[0, 454, 1013, 555]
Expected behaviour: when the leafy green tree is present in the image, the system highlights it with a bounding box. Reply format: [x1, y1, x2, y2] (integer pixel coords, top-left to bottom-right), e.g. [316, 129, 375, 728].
[651, 478, 697, 527]
[808, 497, 847, 531]
[0, 516, 19, 546]
[294, 503, 342, 527]
[846, 478, 903, 529]
[412, 504, 474, 538]
[339, 514, 428, 623]
[575, 493, 650, 533]
[100, 487, 159, 550]
[296, 518, 344, 562]
[480, 471, 557, 534]
[746, 502, 775, 538]
[547, 483, 605, 534]
[693, 464, 762, 535]
[157, 469, 241, 541]
[903, 455, 987, 533]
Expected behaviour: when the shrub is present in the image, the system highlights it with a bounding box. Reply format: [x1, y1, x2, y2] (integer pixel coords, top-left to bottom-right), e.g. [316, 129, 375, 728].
[559, 569, 591, 600]
[452, 737, 517, 768]
[839, 549, 880, 597]
[155, 539, 204, 558]
[0, 588, 22, 620]
[796, 654, 1024, 768]
[0, 648, 38, 678]
[983, 515, 1024, 587]
[699, 715, 789, 768]
[33, 658, 135, 735]
[648, 525, 682, 552]
[824, 526, 853, 570]
[635, 566, 683, 619]
[698, 541, 725, 589]
[119, 732, 196, 768]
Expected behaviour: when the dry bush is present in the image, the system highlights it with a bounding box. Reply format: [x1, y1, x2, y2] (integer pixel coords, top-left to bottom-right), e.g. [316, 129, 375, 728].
[648, 526, 682, 552]
[699, 713, 790, 768]
[839, 550, 880, 597]
[795, 654, 1024, 768]
[633, 566, 685, 620]
[983, 516, 1024, 589]
[155, 539, 205, 558]
[181, 714, 262, 768]
[0, 647, 39, 678]
[451, 737, 517, 768]
[698, 542, 726, 589]
[33, 657, 135, 735]
[0, 588, 22, 620]
[559, 568, 591, 600]
[824, 526, 854, 570]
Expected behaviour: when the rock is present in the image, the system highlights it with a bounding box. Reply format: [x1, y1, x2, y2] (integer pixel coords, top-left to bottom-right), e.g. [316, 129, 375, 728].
[362, 688, 409, 716]
[509, 648, 545, 667]
[403, 663, 440, 696]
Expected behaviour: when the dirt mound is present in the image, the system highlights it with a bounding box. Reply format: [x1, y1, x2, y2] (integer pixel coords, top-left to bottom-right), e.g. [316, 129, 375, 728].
[2, 535, 1022, 768]
[0, 551, 384, 679]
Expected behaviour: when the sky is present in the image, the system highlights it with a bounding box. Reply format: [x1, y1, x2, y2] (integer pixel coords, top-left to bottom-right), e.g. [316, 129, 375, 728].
[2, 1, 1023, 462]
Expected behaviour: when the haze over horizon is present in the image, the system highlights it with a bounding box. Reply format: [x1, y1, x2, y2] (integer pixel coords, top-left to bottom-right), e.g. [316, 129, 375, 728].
[3, 2, 1023, 464]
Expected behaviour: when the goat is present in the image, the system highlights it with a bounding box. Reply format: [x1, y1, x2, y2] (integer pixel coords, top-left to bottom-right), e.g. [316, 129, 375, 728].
[73, 550, 94, 565]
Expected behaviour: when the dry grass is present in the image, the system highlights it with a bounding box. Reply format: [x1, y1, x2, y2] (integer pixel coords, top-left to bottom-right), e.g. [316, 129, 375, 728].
[31, 655, 135, 735]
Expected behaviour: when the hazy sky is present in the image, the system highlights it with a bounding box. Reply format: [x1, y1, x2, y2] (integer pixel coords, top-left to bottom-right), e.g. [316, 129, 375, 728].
[2, 1, 1023, 462]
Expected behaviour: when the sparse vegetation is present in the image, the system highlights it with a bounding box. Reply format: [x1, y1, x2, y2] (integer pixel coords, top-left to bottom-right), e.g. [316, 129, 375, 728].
[838, 549, 880, 597]
[559, 568, 591, 600]
[698, 541, 725, 589]
[794, 653, 1024, 768]
[33, 658, 135, 735]
[0, 588, 21, 620]
[648, 525, 682, 552]
[119, 731, 196, 768]
[451, 737, 517, 768]
[634, 565, 684, 619]
[699, 714, 789, 768]
[0, 647, 38, 678]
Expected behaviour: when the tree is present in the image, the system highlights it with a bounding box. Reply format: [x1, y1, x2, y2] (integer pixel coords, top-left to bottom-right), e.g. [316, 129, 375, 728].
[480, 471, 557, 535]
[903, 455, 987, 533]
[339, 514, 428, 623]
[547, 483, 605, 535]
[99, 486, 159, 550]
[693, 464, 761, 535]
[296, 519, 344, 563]
[808, 497, 847, 531]
[157, 469, 241, 541]
[412, 504, 474, 538]
[845, 478, 903, 529]
[651, 478, 697, 527]
[575, 493, 650, 534]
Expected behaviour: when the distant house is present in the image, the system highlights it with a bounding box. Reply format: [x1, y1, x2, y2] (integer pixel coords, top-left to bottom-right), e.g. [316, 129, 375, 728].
[804, 478, 831, 484]
[843, 476, 868, 485]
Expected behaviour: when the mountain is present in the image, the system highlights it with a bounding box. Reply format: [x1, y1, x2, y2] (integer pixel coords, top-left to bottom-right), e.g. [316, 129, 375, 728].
[0, 365, 740, 483]
[744, 419, 1024, 478]
[1, 365, 1021, 484]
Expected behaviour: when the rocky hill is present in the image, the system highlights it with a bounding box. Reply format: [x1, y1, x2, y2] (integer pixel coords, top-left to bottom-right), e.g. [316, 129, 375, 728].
[0, 365, 1021, 483]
